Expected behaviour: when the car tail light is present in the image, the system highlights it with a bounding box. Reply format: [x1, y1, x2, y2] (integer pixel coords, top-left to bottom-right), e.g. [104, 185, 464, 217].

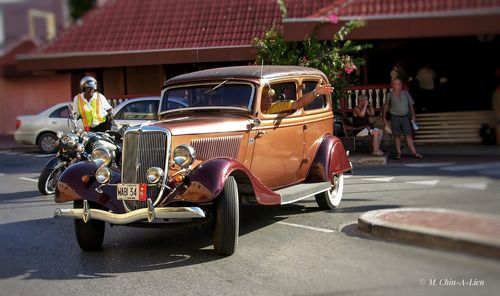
[15, 120, 21, 130]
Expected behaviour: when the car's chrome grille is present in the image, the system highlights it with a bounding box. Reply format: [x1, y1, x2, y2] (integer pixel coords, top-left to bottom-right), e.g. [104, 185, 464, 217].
[122, 129, 169, 211]
[190, 135, 242, 160]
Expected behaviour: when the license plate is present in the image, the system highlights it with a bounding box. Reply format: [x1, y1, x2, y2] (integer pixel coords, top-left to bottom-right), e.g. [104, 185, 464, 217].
[117, 183, 148, 201]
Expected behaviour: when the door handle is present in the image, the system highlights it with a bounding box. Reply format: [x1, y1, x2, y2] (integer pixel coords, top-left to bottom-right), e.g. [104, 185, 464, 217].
[255, 130, 267, 139]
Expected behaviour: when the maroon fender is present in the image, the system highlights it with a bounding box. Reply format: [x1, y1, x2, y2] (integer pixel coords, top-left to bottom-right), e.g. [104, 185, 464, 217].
[305, 134, 352, 183]
[176, 158, 281, 205]
[55, 161, 126, 213]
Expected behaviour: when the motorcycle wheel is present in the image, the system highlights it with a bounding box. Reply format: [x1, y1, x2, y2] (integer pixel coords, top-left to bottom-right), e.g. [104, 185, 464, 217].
[38, 166, 66, 195]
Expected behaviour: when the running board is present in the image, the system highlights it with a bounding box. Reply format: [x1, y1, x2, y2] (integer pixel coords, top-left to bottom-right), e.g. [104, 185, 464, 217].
[276, 182, 331, 205]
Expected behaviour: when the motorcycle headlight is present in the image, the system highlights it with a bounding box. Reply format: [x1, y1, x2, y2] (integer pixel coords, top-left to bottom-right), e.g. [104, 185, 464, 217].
[146, 167, 164, 184]
[95, 167, 111, 184]
[173, 144, 196, 168]
[66, 133, 79, 148]
[91, 146, 112, 168]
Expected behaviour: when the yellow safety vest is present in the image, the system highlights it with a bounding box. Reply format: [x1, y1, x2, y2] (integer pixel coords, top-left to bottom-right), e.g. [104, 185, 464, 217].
[267, 101, 294, 114]
[78, 93, 103, 128]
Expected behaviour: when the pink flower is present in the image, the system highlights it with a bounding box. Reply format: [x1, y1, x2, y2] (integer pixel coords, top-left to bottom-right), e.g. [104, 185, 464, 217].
[345, 64, 357, 74]
[328, 14, 339, 24]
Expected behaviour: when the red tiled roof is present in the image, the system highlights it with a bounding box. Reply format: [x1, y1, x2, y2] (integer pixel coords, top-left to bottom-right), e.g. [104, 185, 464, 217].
[37, 0, 332, 54]
[1, 38, 37, 65]
[309, 0, 500, 18]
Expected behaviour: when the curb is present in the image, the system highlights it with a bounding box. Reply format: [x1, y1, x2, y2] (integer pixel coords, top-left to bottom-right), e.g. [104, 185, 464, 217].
[349, 154, 387, 165]
[0, 146, 37, 152]
[358, 208, 500, 259]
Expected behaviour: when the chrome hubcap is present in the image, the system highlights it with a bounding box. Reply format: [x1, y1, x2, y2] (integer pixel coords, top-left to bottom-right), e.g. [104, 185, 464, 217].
[41, 137, 56, 152]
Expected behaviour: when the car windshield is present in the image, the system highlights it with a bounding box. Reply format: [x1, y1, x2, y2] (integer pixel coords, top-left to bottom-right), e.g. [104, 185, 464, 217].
[160, 82, 255, 113]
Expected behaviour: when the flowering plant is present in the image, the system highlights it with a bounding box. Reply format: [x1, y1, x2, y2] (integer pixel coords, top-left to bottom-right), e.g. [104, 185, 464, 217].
[252, 19, 371, 108]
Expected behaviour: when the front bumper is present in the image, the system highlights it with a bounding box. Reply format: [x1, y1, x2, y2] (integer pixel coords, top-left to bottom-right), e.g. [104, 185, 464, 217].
[54, 199, 205, 224]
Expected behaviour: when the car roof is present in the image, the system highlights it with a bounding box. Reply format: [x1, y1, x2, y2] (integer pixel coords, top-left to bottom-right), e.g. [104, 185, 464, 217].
[40, 102, 70, 114]
[163, 65, 326, 87]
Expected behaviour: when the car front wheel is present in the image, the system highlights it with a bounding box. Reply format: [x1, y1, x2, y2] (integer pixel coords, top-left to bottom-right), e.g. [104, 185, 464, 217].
[315, 173, 344, 210]
[74, 201, 105, 251]
[213, 176, 239, 256]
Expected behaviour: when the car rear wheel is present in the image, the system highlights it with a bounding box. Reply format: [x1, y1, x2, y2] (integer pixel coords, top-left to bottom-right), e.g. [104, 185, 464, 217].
[74, 201, 105, 251]
[37, 132, 57, 154]
[213, 176, 239, 256]
[315, 173, 344, 209]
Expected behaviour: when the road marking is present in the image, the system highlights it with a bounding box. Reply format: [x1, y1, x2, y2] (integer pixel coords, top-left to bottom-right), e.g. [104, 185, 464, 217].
[362, 177, 394, 182]
[1, 151, 18, 155]
[451, 183, 488, 190]
[344, 175, 353, 179]
[19, 177, 38, 182]
[277, 221, 334, 233]
[405, 180, 439, 186]
[405, 162, 455, 168]
[0, 173, 5, 176]
[33, 154, 55, 158]
[440, 162, 500, 172]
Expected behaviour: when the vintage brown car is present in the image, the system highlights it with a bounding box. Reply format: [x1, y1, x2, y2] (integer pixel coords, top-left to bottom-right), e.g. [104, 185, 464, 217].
[54, 66, 352, 256]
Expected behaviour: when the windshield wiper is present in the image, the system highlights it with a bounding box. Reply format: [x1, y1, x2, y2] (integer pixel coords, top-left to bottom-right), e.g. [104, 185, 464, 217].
[202, 79, 230, 95]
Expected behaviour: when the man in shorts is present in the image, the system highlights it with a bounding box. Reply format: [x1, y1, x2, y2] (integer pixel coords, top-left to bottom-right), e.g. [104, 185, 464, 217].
[383, 79, 422, 159]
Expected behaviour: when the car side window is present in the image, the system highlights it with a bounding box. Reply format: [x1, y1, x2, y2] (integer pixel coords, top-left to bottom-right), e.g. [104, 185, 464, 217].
[303, 81, 326, 111]
[117, 100, 158, 120]
[49, 106, 70, 118]
[261, 82, 297, 114]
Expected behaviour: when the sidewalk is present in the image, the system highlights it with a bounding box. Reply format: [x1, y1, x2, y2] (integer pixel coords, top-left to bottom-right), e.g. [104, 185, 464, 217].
[0, 134, 36, 151]
[348, 143, 500, 165]
[358, 208, 500, 259]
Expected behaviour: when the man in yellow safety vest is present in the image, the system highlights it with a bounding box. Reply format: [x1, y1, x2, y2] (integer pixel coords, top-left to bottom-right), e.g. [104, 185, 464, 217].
[72, 76, 113, 132]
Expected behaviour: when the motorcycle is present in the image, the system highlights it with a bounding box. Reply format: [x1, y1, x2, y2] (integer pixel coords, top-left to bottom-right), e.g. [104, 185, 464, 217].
[38, 106, 125, 195]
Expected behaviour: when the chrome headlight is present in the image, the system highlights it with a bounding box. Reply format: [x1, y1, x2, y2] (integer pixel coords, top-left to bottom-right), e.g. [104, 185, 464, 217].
[146, 167, 164, 184]
[173, 144, 196, 168]
[91, 146, 112, 167]
[56, 131, 64, 139]
[66, 133, 79, 148]
[95, 167, 111, 184]
[59, 133, 78, 148]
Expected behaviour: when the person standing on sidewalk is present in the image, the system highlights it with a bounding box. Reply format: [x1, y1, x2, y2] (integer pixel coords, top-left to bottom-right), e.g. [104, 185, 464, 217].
[72, 76, 113, 132]
[415, 63, 437, 112]
[383, 79, 422, 159]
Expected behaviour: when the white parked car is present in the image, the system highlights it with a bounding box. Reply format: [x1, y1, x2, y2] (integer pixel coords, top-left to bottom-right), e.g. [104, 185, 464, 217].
[15, 97, 163, 153]
[15, 103, 82, 153]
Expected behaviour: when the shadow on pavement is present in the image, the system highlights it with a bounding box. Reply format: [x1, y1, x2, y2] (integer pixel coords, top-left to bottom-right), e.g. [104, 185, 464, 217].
[0, 203, 321, 280]
[0, 190, 41, 202]
[330, 204, 401, 214]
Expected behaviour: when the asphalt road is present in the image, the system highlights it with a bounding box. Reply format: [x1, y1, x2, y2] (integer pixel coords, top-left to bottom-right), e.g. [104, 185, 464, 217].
[1, 150, 499, 296]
